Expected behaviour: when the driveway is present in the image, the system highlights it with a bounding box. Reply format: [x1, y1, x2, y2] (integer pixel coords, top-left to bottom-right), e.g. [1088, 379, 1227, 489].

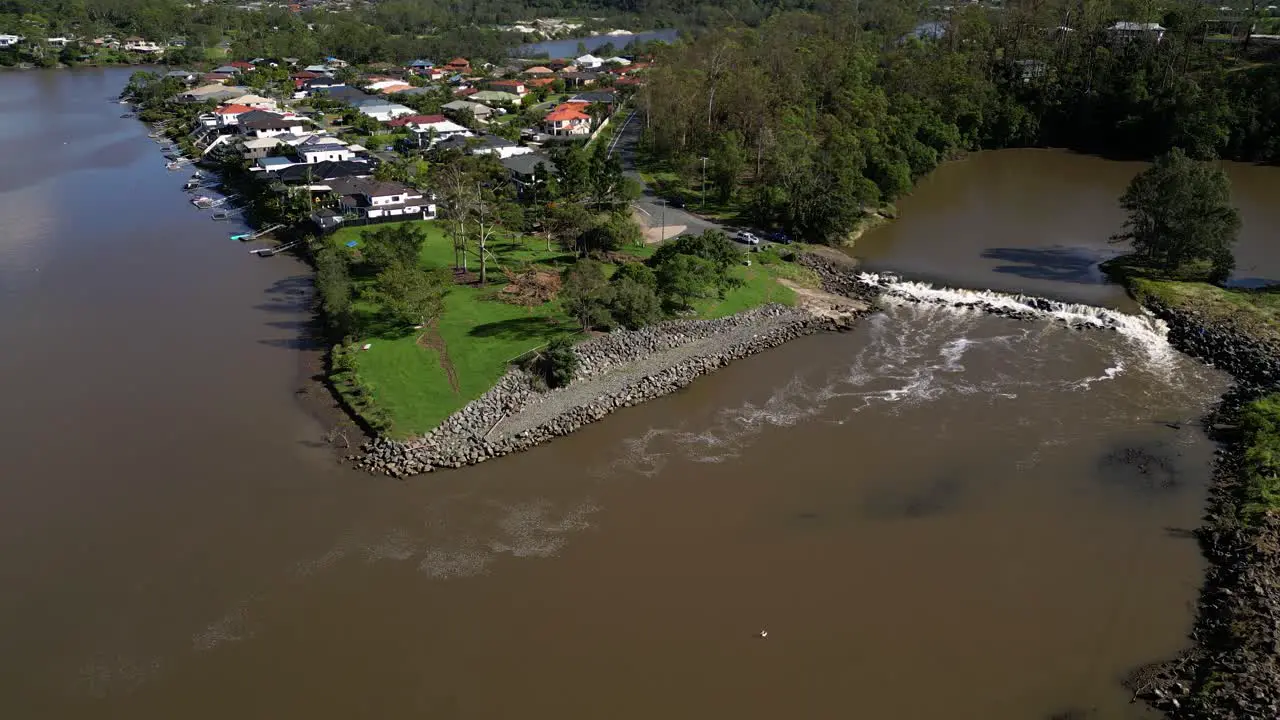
[612, 111, 724, 239]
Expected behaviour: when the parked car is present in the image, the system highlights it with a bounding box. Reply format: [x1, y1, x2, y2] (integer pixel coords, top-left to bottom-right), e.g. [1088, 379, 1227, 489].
[667, 195, 685, 209]
[736, 230, 761, 245]
[769, 230, 793, 244]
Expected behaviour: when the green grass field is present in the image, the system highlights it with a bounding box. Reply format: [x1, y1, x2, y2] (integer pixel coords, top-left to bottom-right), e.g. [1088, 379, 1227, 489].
[332, 220, 804, 437]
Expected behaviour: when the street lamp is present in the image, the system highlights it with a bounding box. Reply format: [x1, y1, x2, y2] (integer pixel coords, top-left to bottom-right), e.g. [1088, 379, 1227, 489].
[700, 156, 708, 209]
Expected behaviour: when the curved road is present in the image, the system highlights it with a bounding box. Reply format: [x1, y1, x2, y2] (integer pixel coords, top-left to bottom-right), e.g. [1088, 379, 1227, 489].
[611, 110, 724, 239]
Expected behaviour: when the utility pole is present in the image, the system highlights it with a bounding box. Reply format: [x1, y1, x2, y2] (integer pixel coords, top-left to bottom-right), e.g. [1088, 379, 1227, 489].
[700, 156, 708, 209]
[660, 198, 667, 243]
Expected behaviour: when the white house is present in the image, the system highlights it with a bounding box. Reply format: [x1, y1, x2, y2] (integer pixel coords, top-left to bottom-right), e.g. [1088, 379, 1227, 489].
[46, 37, 70, 47]
[435, 133, 532, 159]
[408, 117, 473, 147]
[236, 110, 307, 138]
[296, 136, 356, 164]
[327, 178, 436, 222]
[238, 136, 288, 160]
[1108, 21, 1166, 43]
[356, 101, 414, 122]
[574, 53, 604, 69]
[124, 38, 163, 53]
[0, 34, 23, 48]
[605, 56, 631, 66]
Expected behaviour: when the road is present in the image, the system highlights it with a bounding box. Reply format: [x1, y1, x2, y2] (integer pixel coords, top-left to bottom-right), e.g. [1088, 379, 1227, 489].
[611, 110, 725, 239]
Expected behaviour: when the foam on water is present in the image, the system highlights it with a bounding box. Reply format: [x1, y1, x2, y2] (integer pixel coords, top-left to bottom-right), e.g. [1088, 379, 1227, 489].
[858, 272, 1178, 370]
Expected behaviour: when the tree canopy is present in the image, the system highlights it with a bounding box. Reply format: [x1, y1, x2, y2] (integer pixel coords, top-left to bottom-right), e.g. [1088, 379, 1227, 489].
[1114, 148, 1240, 282]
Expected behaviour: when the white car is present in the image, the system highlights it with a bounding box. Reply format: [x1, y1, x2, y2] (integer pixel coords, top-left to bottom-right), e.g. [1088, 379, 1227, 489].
[736, 230, 761, 245]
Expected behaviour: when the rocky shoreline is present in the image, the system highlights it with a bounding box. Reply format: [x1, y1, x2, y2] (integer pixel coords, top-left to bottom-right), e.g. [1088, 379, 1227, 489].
[357, 290, 870, 477]
[1122, 297, 1280, 720]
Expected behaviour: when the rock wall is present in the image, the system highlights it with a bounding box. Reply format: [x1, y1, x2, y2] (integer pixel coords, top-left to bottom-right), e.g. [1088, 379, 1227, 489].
[1126, 300, 1280, 720]
[1140, 297, 1280, 390]
[358, 303, 865, 478]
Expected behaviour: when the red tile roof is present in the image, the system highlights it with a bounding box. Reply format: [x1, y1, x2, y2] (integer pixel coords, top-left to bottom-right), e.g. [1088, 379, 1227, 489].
[215, 104, 253, 115]
[230, 60, 255, 70]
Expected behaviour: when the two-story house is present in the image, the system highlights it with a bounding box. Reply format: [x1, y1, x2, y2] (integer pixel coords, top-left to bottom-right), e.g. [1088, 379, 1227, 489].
[325, 178, 437, 223]
[543, 103, 592, 136]
[237, 111, 307, 138]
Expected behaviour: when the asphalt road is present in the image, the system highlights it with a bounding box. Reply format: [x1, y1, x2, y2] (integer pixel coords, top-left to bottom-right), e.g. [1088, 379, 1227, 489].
[612, 111, 724, 239]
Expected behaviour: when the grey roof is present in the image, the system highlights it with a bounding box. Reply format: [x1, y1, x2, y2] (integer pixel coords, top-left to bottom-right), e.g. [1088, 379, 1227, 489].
[570, 91, 616, 104]
[269, 160, 374, 183]
[239, 111, 304, 130]
[501, 152, 555, 177]
[212, 65, 239, 73]
[436, 133, 517, 153]
[328, 177, 415, 200]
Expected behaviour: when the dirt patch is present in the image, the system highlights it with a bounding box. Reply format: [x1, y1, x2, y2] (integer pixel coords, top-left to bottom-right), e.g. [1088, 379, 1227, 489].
[643, 225, 686, 244]
[778, 278, 869, 319]
[417, 322, 461, 394]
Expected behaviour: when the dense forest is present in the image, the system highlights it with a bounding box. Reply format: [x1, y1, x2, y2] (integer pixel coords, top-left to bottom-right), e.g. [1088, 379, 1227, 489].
[636, 1, 1280, 241]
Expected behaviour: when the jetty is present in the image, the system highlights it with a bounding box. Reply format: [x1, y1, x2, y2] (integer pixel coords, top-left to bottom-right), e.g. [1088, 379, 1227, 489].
[250, 240, 301, 257]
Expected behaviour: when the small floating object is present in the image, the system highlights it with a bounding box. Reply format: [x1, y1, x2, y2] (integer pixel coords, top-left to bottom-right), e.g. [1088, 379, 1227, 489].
[211, 211, 231, 221]
[120, 113, 134, 118]
[229, 233, 252, 241]
[757, 630, 768, 638]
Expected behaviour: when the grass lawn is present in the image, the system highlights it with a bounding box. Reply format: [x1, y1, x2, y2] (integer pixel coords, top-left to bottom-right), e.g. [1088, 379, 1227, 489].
[332, 220, 808, 437]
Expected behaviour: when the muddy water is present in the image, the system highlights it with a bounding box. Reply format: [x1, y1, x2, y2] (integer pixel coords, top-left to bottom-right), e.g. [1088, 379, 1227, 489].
[855, 149, 1280, 304]
[0, 70, 1250, 720]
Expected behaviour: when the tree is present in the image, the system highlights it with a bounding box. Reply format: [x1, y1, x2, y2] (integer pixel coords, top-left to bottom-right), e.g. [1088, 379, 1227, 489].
[540, 337, 579, 388]
[315, 246, 354, 336]
[1114, 148, 1240, 282]
[708, 129, 746, 202]
[359, 222, 427, 272]
[559, 258, 613, 330]
[547, 201, 596, 253]
[649, 230, 741, 291]
[656, 253, 719, 310]
[367, 265, 448, 330]
[609, 263, 662, 329]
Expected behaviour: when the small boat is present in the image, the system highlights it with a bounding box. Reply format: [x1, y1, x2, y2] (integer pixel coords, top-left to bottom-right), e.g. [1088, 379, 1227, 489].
[229, 232, 252, 241]
[166, 161, 183, 171]
[191, 195, 216, 208]
[183, 180, 202, 190]
[211, 211, 232, 221]
[120, 113, 135, 119]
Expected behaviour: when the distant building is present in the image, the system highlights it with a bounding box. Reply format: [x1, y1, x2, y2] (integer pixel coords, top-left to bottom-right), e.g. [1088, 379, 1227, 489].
[0, 34, 23, 48]
[1108, 21, 1167, 43]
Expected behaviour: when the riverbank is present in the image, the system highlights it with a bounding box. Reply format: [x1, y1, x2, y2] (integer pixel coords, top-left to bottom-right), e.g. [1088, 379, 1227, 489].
[1104, 259, 1280, 719]
[357, 296, 868, 477]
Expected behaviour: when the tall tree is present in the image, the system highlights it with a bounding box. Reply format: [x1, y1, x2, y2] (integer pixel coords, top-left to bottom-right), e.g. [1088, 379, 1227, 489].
[1114, 148, 1240, 282]
[559, 258, 613, 330]
[367, 265, 448, 331]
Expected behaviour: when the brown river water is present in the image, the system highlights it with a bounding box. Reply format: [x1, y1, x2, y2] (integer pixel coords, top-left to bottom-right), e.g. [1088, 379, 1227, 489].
[2, 69, 1278, 720]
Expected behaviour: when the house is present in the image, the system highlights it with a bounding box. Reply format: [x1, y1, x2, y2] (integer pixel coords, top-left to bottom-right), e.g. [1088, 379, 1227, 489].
[124, 37, 163, 53]
[238, 135, 288, 160]
[257, 156, 299, 172]
[1108, 21, 1166, 43]
[325, 57, 349, 68]
[46, 37, 70, 47]
[229, 60, 255, 71]
[295, 135, 356, 164]
[434, 133, 533, 159]
[356, 101, 414, 122]
[237, 111, 307, 137]
[269, 159, 374, 185]
[524, 65, 554, 76]
[164, 69, 198, 84]
[526, 77, 557, 89]
[326, 177, 436, 222]
[574, 53, 604, 69]
[211, 103, 254, 126]
[470, 90, 521, 105]
[559, 71, 600, 88]
[486, 79, 526, 96]
[374, 81, 414, 95]
[614, 76, 646, 88]
[211, 65, 240, 75]
[385, 113, 446, 128]
[0, 34, 23, 48]
[225, 93, 277, 110]
[501, 152, 556, 189]
[407, 117, 473, 146]
[444, 57, 471, 73]
[442, 99, 494, 121]
[317, 85, 369, 104]
[569, 91, 616, 108]
[406, 59, 434, 75]
[178, 84, 243, 103]
[543, 103, 591, 136]
[303, 64, 331, 74]
[605, 56, 631, 66]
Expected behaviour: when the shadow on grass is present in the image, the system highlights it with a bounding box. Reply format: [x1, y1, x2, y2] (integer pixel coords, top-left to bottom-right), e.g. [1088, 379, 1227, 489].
[469, 316, 567, 341]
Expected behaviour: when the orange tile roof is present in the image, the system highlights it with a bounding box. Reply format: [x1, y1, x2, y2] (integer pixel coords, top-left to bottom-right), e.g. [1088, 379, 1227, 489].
[215, 104, 253, 115]
[545, 104, 590, 122]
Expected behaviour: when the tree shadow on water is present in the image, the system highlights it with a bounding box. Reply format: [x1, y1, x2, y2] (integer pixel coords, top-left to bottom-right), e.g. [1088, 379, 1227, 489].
[981, 246, 1116, 285]
[469, 316, 565, 341]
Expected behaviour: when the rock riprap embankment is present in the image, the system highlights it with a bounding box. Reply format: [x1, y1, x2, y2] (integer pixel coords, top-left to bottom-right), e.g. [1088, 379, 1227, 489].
[358, 301, 867, 477]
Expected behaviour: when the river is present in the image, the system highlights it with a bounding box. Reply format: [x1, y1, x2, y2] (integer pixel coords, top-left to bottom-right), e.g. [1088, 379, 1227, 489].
[3, 68, 1277, 719]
